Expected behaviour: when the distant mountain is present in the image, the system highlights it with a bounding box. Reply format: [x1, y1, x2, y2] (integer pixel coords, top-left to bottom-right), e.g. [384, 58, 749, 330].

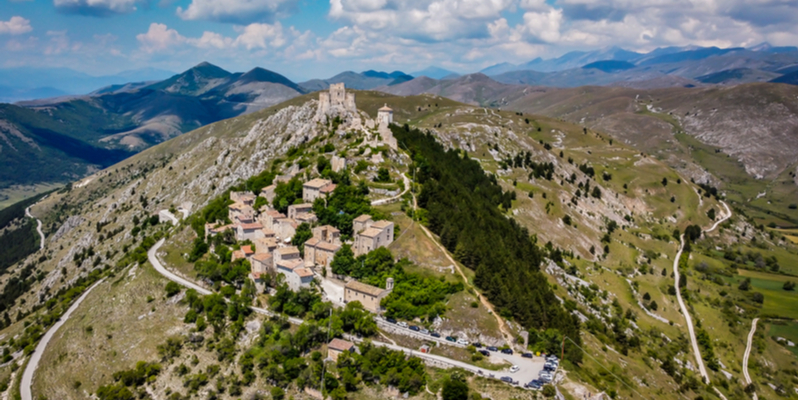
[582, 60, 635, 73]
[410, 66, 458, 80]
[298, 70, 411, 91]
[0, 62, 304, 197]
[479, 62, 518, 76]
[695, 68, 781, 85]
[0, 67, 175, 102]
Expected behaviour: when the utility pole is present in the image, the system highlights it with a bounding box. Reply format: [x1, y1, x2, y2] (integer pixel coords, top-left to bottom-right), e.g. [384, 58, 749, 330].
[320, 307, 332, 396]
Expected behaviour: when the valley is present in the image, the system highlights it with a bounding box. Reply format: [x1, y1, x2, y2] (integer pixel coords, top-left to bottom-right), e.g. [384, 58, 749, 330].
[0, 83, 794, 400]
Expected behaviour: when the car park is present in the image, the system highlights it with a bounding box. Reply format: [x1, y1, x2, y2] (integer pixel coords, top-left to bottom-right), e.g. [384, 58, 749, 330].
[430, 332, 441, 338]
[509, 365, 520, 373]
[409, 325, 420, 331]
[501, 348, 513, 354]
[386, 317, 397, 324]
[522, 352, 533, 358]
[456, 338, 469, 346]
[487, 346, 498, 352]
[446, 336, 457, 342]
[478, 350, 490, 356]
[397, 321, 408, 328]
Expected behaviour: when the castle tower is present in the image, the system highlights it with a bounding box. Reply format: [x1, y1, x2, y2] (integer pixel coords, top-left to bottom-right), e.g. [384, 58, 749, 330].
[377, 104, 393, 127]
[386, 277, 394, 291]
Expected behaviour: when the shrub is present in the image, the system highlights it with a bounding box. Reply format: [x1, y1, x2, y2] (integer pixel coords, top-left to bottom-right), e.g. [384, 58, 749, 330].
[165, 282, 181, 297]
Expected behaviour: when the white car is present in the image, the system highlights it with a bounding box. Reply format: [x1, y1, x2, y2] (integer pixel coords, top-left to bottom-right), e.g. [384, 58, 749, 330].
[398, 321, 408, 328]
[457, 338, 469, 346]
[510, 365, 520, 373]
[420, 328, 430, 335]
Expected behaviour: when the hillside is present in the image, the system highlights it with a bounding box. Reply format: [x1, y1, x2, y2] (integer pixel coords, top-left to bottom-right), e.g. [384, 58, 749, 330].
[0, 90, 795, 400]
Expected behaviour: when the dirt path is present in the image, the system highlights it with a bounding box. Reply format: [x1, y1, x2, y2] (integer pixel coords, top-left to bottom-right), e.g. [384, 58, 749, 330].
[705, 200, 732, 233]
[370, 174, 411, 206]
[24, 205, 44, 251]
[743, 318, 759, 400]
[673, 234, 709, 384]
[21, 278, 105, 400]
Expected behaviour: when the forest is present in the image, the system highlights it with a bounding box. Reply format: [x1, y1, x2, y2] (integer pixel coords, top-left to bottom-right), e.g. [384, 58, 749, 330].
[392, 125, 583, 363]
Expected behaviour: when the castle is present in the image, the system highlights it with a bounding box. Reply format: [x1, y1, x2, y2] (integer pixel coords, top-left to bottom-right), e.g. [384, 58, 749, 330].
[315, 83, 396, 150]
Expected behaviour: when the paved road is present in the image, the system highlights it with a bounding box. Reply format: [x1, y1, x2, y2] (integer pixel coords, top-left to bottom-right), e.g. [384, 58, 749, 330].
[673, 234, 709, 384]
[743, 318, 759, 400]
[21, 279, 105, 400]
[706, 200, 732, 233]
[24, 206, 44, 251]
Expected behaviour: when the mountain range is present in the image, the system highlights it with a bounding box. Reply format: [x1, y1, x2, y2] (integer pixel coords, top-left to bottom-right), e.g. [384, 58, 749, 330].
[0, 43, 796, 206]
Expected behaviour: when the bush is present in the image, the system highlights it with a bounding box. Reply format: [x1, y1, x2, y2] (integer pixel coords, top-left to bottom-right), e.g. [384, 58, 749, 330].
[441, 377, 469, 400]
[542, 384, 556, 397]
[165, 282, 181, 297]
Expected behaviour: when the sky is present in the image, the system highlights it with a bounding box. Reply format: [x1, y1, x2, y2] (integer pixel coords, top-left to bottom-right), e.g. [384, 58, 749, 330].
[1, 0, 797, 81]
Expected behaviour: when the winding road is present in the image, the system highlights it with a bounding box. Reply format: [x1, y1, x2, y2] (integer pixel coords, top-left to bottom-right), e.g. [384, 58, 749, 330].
[670, 199, 732, 386]
[743, 318, 759, 400]
[24, 205, 44, 251]
[21, 278, 105, 400]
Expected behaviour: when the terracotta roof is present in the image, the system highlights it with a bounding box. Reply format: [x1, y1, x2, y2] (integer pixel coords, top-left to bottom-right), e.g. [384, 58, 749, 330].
[232, 250, 245, 259]
[252, 253, 272, 262]
[371, 220, 392, 229]
[320, 183, 337, 194]
[260, 184, 275, 192]
[354, 214, 372, 223]
[316, 225, 340, 233]
[304, 178, 332, 189]
[317, 241, 341, 252]
[266, 210, 285, 217]
[276, 246, 300, 255]
[241, 245, 254, 255]
[277, 259, 303, 271]
[294, 268, 314, 278]
[378, 104, 393, 112]
[345, 280, 386, 297]
[228, 202, 245, 210]
[240, 222, 263, 230]
[360, 228, 383, 238]
[305, 237, 321, 247]
[261, 228, 275, 236]
[328, 338, 355, 352]
[296, 212, 317, 221]
[289, 203, 313, 210]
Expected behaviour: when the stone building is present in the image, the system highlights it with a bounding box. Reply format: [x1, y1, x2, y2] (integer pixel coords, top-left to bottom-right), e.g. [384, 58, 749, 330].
[312, 225, 341, 246]
[331, 155, 346, 172]
[376, 104, 397, 150]
[237, 222, 264, 241]
[315, 83, 358, 126]
[260, 185, 276, 203]
[303, 178, 333, 203]
[377, 104, 393, 126]
[304, 238, 341, 268]
[327, 338, 355, 362]
[352, 216, 394, 256]
[288, 203, 313, 220]
[344, 278, 393, 313]
[251, 253, 273, 279]
[273, 247, 301, 270]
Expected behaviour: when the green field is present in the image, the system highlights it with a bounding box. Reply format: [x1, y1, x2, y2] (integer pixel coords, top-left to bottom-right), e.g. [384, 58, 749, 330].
[768, 321, 798, 356]
[737, 269, 798, 319]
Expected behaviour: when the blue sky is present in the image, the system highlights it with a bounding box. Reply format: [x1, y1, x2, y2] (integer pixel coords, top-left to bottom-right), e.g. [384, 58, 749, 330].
[1, 0, 797, 81]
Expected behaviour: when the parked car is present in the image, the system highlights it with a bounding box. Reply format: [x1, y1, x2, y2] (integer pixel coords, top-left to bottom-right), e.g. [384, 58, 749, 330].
[522, 352, 533, 358]
[456, 338, 469, 346]
[500, 376, 513, 383]
[510, 365, 520, 373]
[397, 321, 408, 328]
[420, 328, 430, 335]
[409, 325, 420, 331]
[544, 363, 556, 371]
[386, 317, 397, 324]
[472, 342, 483, 348]
[501, 348, 513, 354]
[445, 336, 457, 342]
[430, 332, 441, 338]
[526, 380, 542, 390]
[487, 346, 498, 352]
[478, 350, 490, 356]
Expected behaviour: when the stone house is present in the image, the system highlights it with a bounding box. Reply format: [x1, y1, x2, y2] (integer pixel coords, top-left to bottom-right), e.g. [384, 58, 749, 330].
[230, 191, 256, 206]
[258, 209, 285, 230]
[254, 237, 278, 254]
[327, 338, 355, 362]
[276, 259, 313, 291]
[237, 222, 264, 241]
[304, 238, 341, 268]
[260, 185, 276, 203]
[331, 155, 346, 172]
[251, 253, 273, 279]
[228, 202, 254, 224]
[352, 216, 394, 256]
[295, 212, 318, 225]
[287, 203, 313, 220]
[312, 225, 341, 246]
[344, 278, 393, 313]
[273, 246, 301, 270]
[303, 178, 332, 203]
[273, 218, 298, 241]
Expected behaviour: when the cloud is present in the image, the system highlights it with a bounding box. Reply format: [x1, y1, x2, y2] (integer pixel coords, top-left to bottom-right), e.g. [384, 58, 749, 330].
[176, 0, 298, 23]
[233, 22, 286, 49]
[53, 0, 143, 16]
[136, 23, 186, 53]
[0, 16, 32, 35]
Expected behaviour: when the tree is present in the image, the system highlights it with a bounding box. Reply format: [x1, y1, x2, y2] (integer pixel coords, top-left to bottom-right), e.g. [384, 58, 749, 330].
[738, 278, 751, 291]
[649, 300, 658, 311]
[270, 386, 285, 400]
[783, 281, 796, 291]
[330, 245, 356, 276]
[643, 292, 651, 301]
[707, 208, 716, 220]
[292, 223, 313, 255]
[661, 177, 668, 187]
[441, 377, 469, 400]
[542, 384, 556, 397]
[165, 281, 181, 297]
[374, 168, 391, 183]
[562, 215, 572, 226]
[751, 292, 764, 304]
[591, 186, 602, 199]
